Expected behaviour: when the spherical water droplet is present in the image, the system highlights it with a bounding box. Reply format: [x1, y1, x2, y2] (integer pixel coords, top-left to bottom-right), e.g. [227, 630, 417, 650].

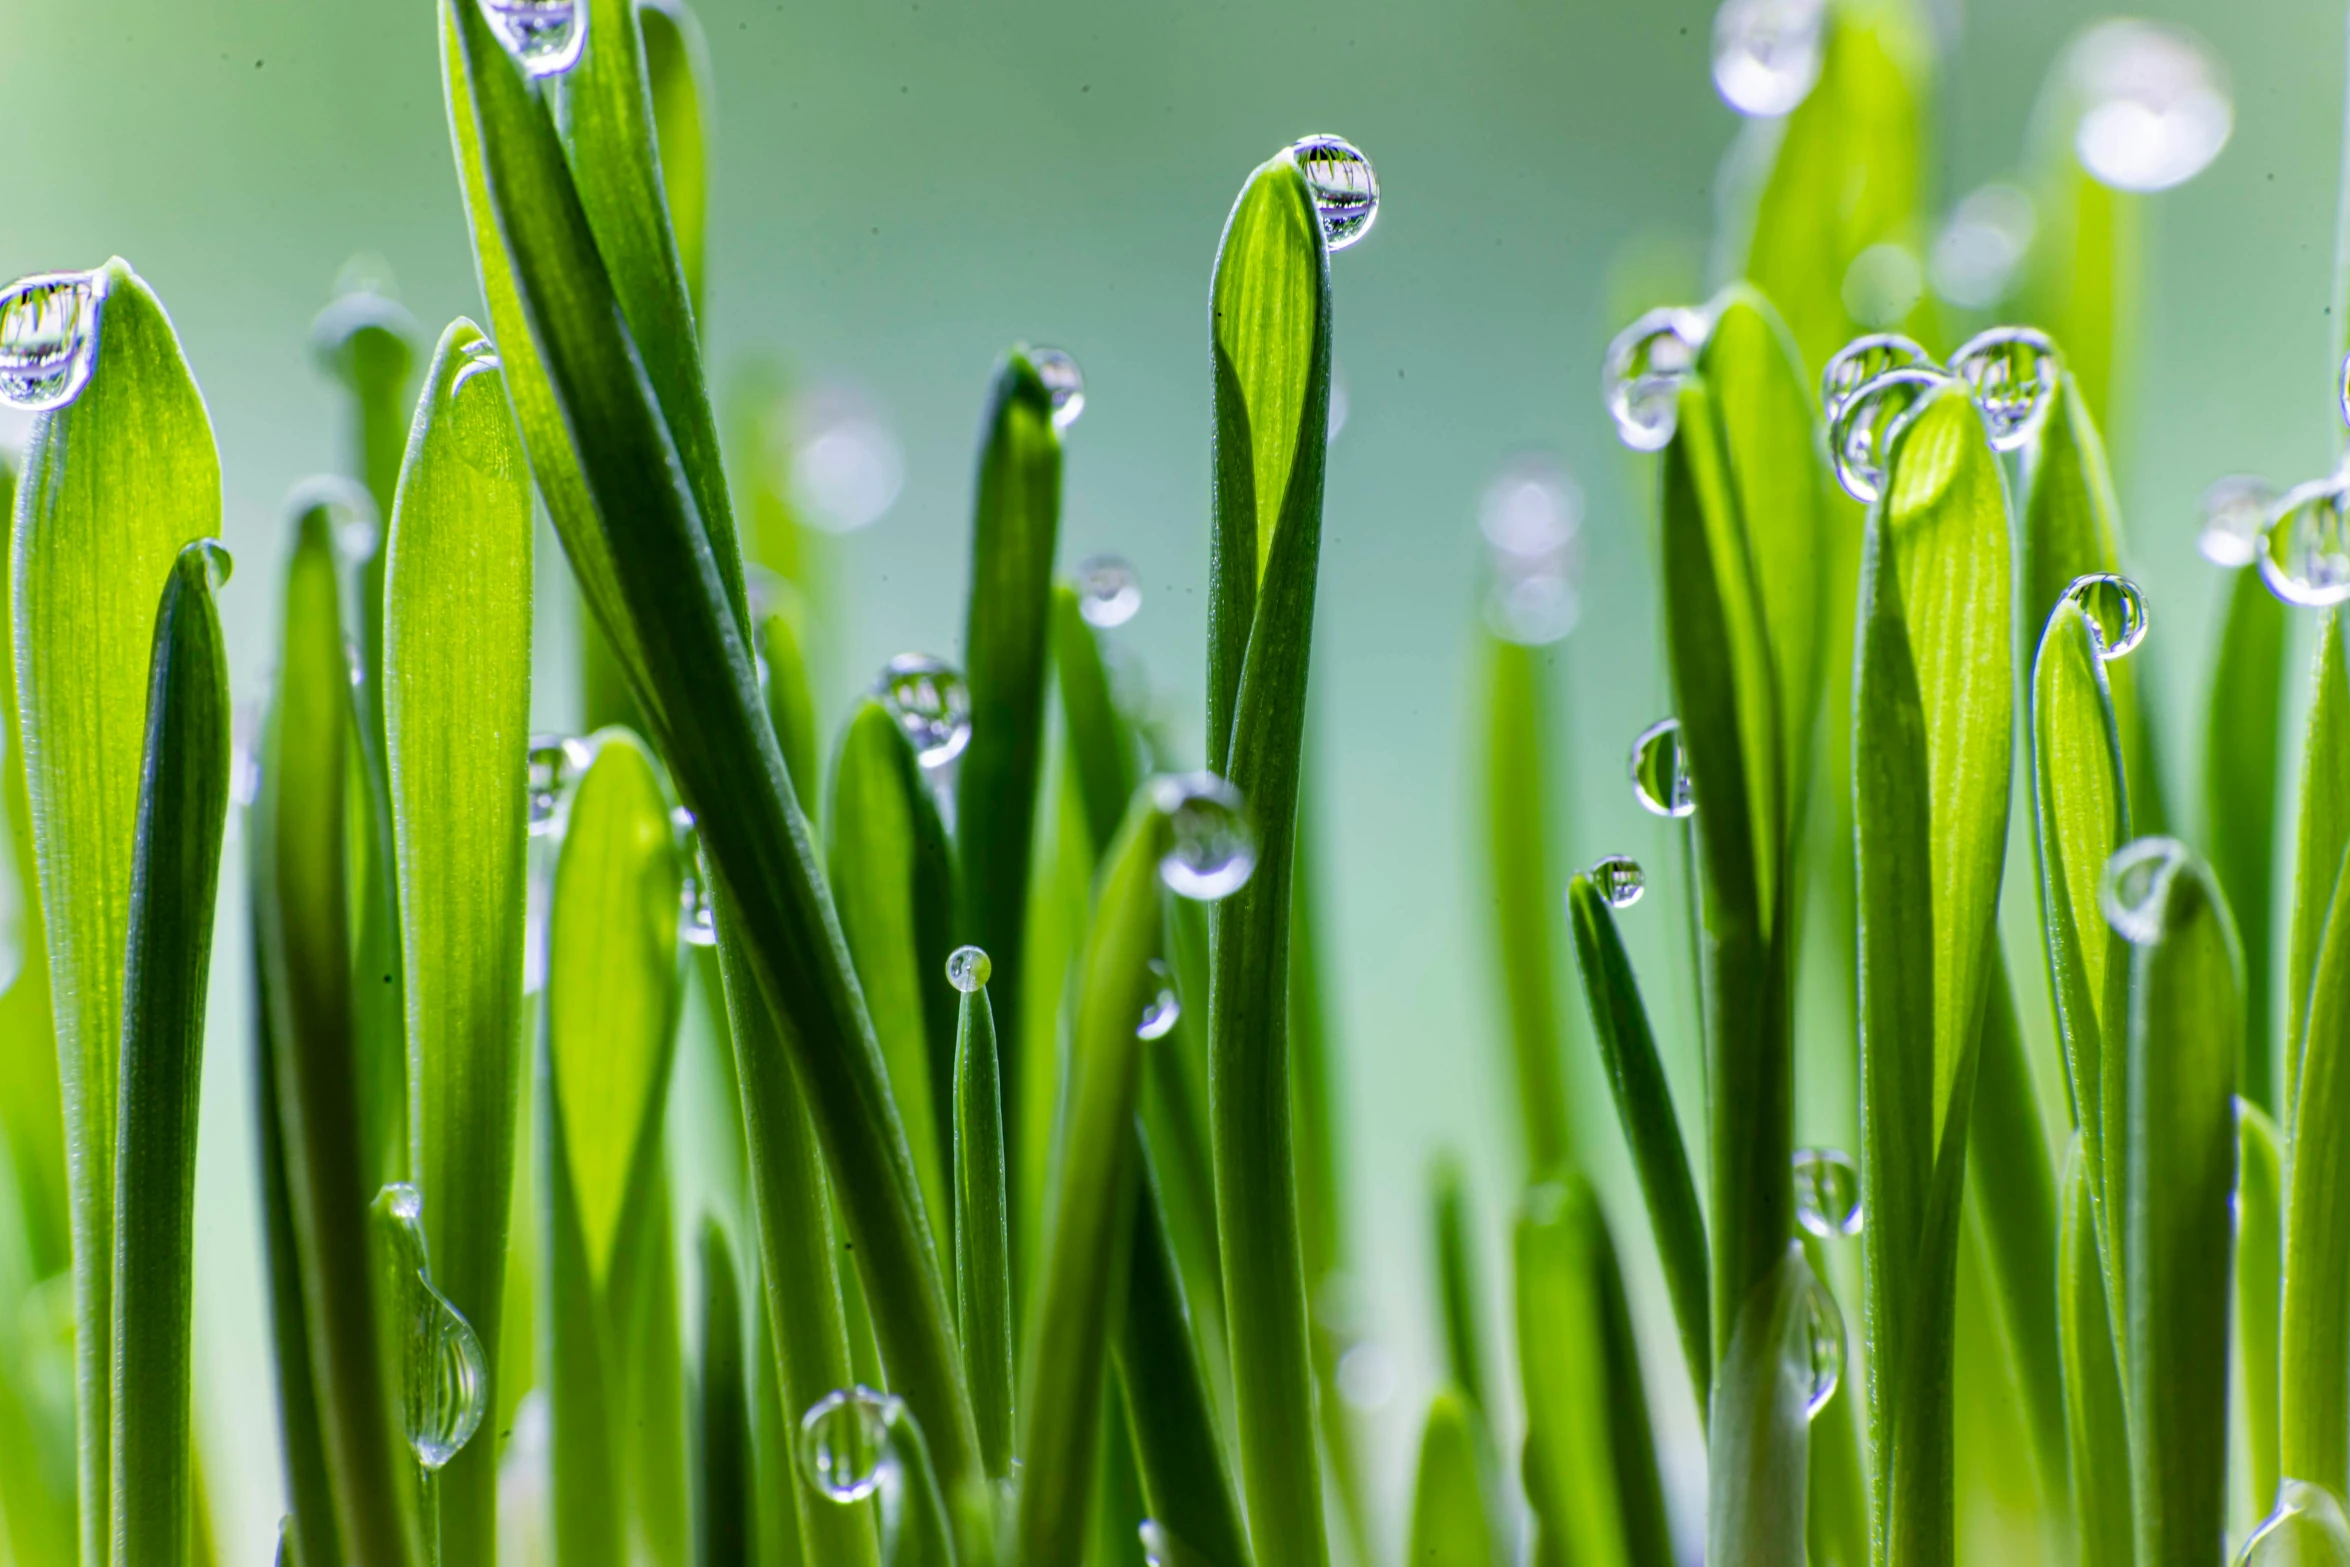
[791, 389, 904, 534]
[480, 0, 587, 78]
[287, 475, 382, 566]
[946, 945, 992, 994]
[2260, 476, 2350, 609]
[2060, 573, 2149, 660]
[1792, 1148, 1863, 1238]
[1929, 184, 2037, 311]
[1828, 366, 1950, 505]
[1076, 554, 1142, 628]
[1630, 719, 1696, 820]
[1949, 326, 2059, 451]
[2198, 475, 2279, 568]
[452, 336, 504, 399]
[1820, 334, 1931, 427]
[1028, 347, 1085, 431]
[2238, 1480, 2350, 1566]
[1603, 307, 1709, 452]
[0, 271, 106, 413]
[371, 1183, 488, 1471]
[1140, 1521, 1177, 1567]
[1841, 243, 1924, 330]
[876, 655, 973, 769]
[1287, 135, 1379, 251]
[1137, 959, 1180, 1041]
[1151, 773, 1258, 901]
[191, 539, 235, 593]
[673, 809, 718, 948]
[1589, 855, 1646, 910]
[798, 1387, 900, 1503]
[2100, 836, 2193, 947]
[1710, 0, 1825, 117]
[525, 735, 594, 834]
[2067, 20, 2231, 194]
[1801, 1277, 1845, 1418]
[1480, 453, 1583, 645]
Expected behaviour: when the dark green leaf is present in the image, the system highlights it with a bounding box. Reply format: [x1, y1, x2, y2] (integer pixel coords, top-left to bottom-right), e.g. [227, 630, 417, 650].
[638, 0, 712, 319]
[953, 980, 1014, 1479]
[2202, 565, 2289, 1111]
[1480, 633, 1571, 1171]
[2242, 1099, 2285, 1518]
[1053, 585, 1139, 861]
[762, 605, 821, 826]
[1407, 1389, 1496, 1567]
[696, 1221, 754, 1567]
[1429, 1155, 1493, 1426]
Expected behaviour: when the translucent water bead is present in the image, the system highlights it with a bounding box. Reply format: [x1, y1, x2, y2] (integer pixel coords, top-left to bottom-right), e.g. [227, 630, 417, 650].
[1710, 0, 1825, 118]
[1137, 959, 1180, 1040]
[799, 1387, 900, 1503]
[1028, 346, 1085, 431]
[480, 0, 587, 78]
[1630, 718, 1695, 820]
[1603, 308, 1709, 452]
[1479, 453, 1583, 645]
[1801, 1277, 1845, 1417]
[2238, 1480, 2350, 1566]
[2100, 836, 2193, 947]
[525, 734, 594, 834]
[1076, 554, 1142, 628]
[1588, 855, 1645, 910]
[1792, 1148, 1863, 1238]
[1828, 366, 1949, 506]
[2066, 19, 2232, 194]
[1949, 326, 2058, 451]
[1287, 135, 1380, 251]
[2261, 475, 2350, 609]
[372, 1184, 489, 1471]
[1820, 333, 1930, 428]
[946, 945, 992, 993]
[674, 808, 717, 947]
[0, 271, 106, 413]
[2059, 573, 2148, 660]
[876, 654, 973, 769]
[1151, 774, 1258, 901]
[2198, 475, 2279, 569]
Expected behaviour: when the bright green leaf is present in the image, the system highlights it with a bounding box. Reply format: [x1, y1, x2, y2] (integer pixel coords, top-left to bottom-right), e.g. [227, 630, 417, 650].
[2203, 565, 2290, 1111]
[1407, 1389, 1496, 1567]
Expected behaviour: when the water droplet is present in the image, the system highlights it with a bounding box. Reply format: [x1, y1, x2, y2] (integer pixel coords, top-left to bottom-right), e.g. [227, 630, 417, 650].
[1589, 855, 1646, 910]
[1929, 184, 2037, 311]
[1137, 959, 1180, 1040]
[946, 945, 991, 994]
[452, 336, 503, 399]
[1949, 326, 2058, 451]
[480, 0, 587, 78]
[1630, 718, 1696, 820]
[2100, 836, 2193, 946]
[1710, 0, 1825, 117]
[0, 272, 105, 413]
[799, 1387, 901, 1503]
[525, 734, 594, 834]
[1335, 1341, 1396, 1410]
[1820, 334, 1932, 427]
[1801, 1277, 1845, 1418]
[192, 539, 234, 593]
[1841, 243, 1924, 330]
[674, 807, 718, 947]
[2198, 475, 2279, 568]
[2060, 573, 2148, 660]
[1287, 134, 1379, 251]
[372, 1183, 488, 1471]
[287, 475, 381, 566]
[790, 388, 904, 534]
[1140, 1521, 1177, 1567]
[1828, 366, 1950, 505]
[1027, 347, 1085, 431]
[2261, 475, 2350, 609]
[1602, 307, 1708, 452]
[1480, 453, 1583, 645]
[1792, 1148, 1863, 1238]
[2238, 1479, 2350, 1565]
[876, 655, 972, 770]
[1076, 554, 1142, 628]
[1151, 773, 1259, 901]
[2067, 19, 2231, 193]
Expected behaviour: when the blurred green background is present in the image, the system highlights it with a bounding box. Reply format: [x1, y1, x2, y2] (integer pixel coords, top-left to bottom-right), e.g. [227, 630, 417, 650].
[5, 0, 2345, 1557]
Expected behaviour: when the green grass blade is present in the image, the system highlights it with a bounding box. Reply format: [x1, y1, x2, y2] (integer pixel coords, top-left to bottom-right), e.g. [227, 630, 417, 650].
[1480, 633, 1571, 1171]
[615, 1169, 692, 1566]
[1429, 1155, 1492, 1425]
[953, 979, 1014, 1480]
[697, 1221, 755, 1567]
[749, 1295, 810, 1567]
[107, 540, 231, 1567]
[544, 1045, 627, 1567]
[2241, 1098, 2285, 1518]
[1406, 1389, 1496, 1567]
[2282, 820, 2350, 1497]
[761, 605, 821, 825]
[2122, 851, 2239, 1565]
[638, 0, 712, 319]
[2023, 151, 2133, 436]
[2058, 1139, 2131, 1567]
[1053, 585, 1139, 859]
[2203, 564, 2290, 1111]
[2290, 615, 2350, 1112]
[1706, 1243, 1821, 1567]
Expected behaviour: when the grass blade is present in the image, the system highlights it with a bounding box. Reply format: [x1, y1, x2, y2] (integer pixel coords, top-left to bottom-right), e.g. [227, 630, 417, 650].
[953, 976, 1015, 1480]
[2022, 141, 2132, 435]
[2289, 615, 2350, 1112]
[638, 0, 712, 319]
[2202, 563, 2290, 1111]
[1054, 584, 1140, 861]
[1406, 1389, 1496, 1567]
[2058, 1139, 2131, 1567]
[1707, 1244, 1821, 1567]
[1429, 1156, 1492, 1426]
[2281, 806, 2350, 1497]
[761, 604, 821, 824]
[696, 1221, 754, 1567]
[1480, 632, 1571, 1171]
[2240, 1098, 2284, 1518]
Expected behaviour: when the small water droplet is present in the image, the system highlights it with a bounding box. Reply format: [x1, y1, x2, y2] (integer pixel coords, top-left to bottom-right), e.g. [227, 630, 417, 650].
[1480, 453, 1583, 645]
[1287, 134, 1379, 251]
[2067, 19, 2231, 193]
[1711, 0, 1825, 117]
[790, 389, 905, 534]
[452, 336, 503, 399]
[2238, 1479, 2350, 1565]
[946, 944, 992, 994]
[0, 272, 105, 413]
[798, 1387, 900, 1503]
[2198, 475, 2279, 568]
[1801, 1276, 1845, 1417]
[1828, 366, 1950, 505]
[2100, 836, 2193, 946]
[1820, 334, 1931, 428]
[1603, 307, 1708, 452]
[1151, 773, 1259, 901]
[1929, 184, 2037, 311]
[1589, 855, 1646, 910]
[1949, 326, 2059, 451]
[1335, 1341, 1396, 1410]
[2060, 573, 2148, 660]
[525, 734, 594, 834]
[2261, 476, 2350, 609]
[674, 807, 718, 947]
[876, 655, 972, 770]
[480, 0, 587, 78]
[191, 539, 235, 593]
[287, 476, 381, 565]
[1792, 1148, 1863, 1238]
[1027, 347, 1085, 431]
[1841, 243, 1924, 330]
[1630, 718, 1696, 820]
[372, 1184, 488, 1471]
[1137, 958, 1180, 1040]
[1076, 554, 1142, 628]
[1140, 1520, 1176, 1567]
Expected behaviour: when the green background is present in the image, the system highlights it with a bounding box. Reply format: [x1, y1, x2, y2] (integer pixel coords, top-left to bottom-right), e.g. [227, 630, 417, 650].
[3, 0, 2342, 1556]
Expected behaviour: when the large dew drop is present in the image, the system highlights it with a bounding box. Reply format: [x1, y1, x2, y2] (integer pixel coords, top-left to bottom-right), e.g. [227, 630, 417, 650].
[1949, 327, 2058, 451]
[1710, 0, 1825, 117]
[1820, 333, 1930, 427]
[1630, 718, 1696, 820]
[2100, 836, 2193, 947]
[2060, 573, 2148, 660]
[1152, 773, 1258, 901]
[1589, 855, 1645, 910]
[1801, 1278, 1845, 1418]
[2066, 19, 2231, 194]
[798, 1387, 900, 1504]
[1792, 1148, 1863, 1238]
[1828, 366, 1948, 505]
[1603, 308, 1708, 452]
[2238, 1480, 2350, 1566]
[2260, 476, 2350, 610]
[480, 0, 588, 78]
[525, 734, 593, 835]
[2199, 475, 2279, 569]
[877, 655, 973, 769]
[946, 945, 991, 994]
[1137, 959, 1180, 1041]
[1287, 135, 1379, 251]
[1479, 453, 1583, 645]
[0, 271, 106, 413]
[1076, 554, 1142, 629]
[1029, 346, 1086, 431]
[372, 1184, 488, 1471]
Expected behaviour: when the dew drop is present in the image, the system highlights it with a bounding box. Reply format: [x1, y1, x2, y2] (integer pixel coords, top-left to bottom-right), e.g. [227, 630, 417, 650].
[2060, 573, 2148, 660]
[1829, 366, 1950, 505]
[1076, 554, 1142, 628]
[192, 539, 235, 593]
[1028, 346, 1085, 431]
[1949, 326, 2059, 451]
[1710, 0, 1825, 118]
[1589, 855, 1646, 910]
[1140, 1520, 1177, 1567]
[798, 1387, 900, 1503]
[1287, 134, 1379, 251]
[2067, 19, 2231, 193]
[1630, 718, 1696, 820]
[2100, 836, 2193, 947]
[1820, 334, 1931, 427]
[2260, 476, 2350, 609]
[2238, 1479, 2350, 1566]
[1929, 184, 2037, 311]
[480, 0, 587, 78]
[525, 734, 594, 834]
[1602, 307, 1709, 452]
[2198, 475, 2279, 569]
[791, 389, 904, 534]
[1800, 1276, 1845, 1418]
[1137, 958, 1180, 1041]
[876, 655, 973, 770]
[1151, 773, 1258, 901]
[288, 476, 381, 566]
[673, 807, 718, 947]
[0, 271, 105, 413]
[372, 1183, 488, 1471]
[946, 944, 992, 994]
[1480, 453, 1583, 646]
[452, 336, 503, 399]
[1792, 1148, 1863, 1238]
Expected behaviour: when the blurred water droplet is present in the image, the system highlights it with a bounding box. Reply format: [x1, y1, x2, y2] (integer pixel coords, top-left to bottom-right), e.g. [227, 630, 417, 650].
[1711, 0, 1825, 117]
[2100, 836, 2193, 946]
[1793, 1148, 1863, 1237]
[1137, 959, 1180, 1040]
[2198, 475, 2278, 568]
[1335, 1341, 1396, 1410]
[1603, 307, 1708, 452]
[373, 1183, 488, 1470]
[1801, 1277, 1845, 1417]
[1829, 366, 1949, 505]
[2261, 476, 2350, 609]
[791, 389, 904, 534]
[1929, 184, 2037, 310]
[525, 734, 594, 834]
[481, 0, 587, 78]
[1589, 855, 1646, 910]
[1151, 773, 1258, 901]
[2238, 1479, 2350, 1565]
[1028, 346, 1085, 430]
[946, 944, 991, 994]
[1076, 554, 1142, 628]
[1949, 326, 2058, 451]
[2061, 572, 2148, 660]
[1288, 134, 1379, 250]
[672, 807, 717, 947]
[192, 539, 235, 593]
[1631, 718, 1696, 820]
[288, 476, 381, 566]
[1821, 333, 1931, 427]
[876, 655, 973, 769]
[1841, 243, 1924, 330]
[798, 1387, 899, 1503]
[2068, 19, 2231, 193]
[0, 272, 105, 413]
[1140, 1520, 1176, 1567]
[1480, 453, 1583, 645]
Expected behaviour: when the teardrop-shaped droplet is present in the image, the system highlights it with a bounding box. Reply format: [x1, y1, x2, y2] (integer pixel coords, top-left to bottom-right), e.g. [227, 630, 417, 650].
[1828, 366, 1950, 505]
[525, 734, 594, 835]
[799, 1387, 900, 1503]
[1076, 553, 1141, 628]
[191, 539, 235, 593]
[2238, 1479, 2350, 1566]
[1801, 1277, 1845, 1418]
[480, 0, 587, 78]
[1820, 333, 1931, 427]
[2200, 475, 2280, 569]
[1929, 184, 2037, 311]
[1792, 1148, 1863, 1238]
[1589, 855, 1646, 910]
[876, 654, 973, 770]
[1287, 135, 1379, 251]
[1710, 0, 1825, 117]
[673, 808, 718, 947]
[2100, 836, 2193, 947]
[1151, 773, 1259, 901]
[1027, 347, 1085, 431]
[1603, 307, 1709, 452]
[2067, 19, 2232, 194]
[946, 944, 992, 994]
[0, 271, 106, 413]
[2261, 476, 2350, 609]
[1137, 958, 1180, 1041]
[1949, 326, 2059, 451]
[1630, 719, 1696, 820]
[372, 1184, 489, 1471]
[2060, 573, 2149, 660]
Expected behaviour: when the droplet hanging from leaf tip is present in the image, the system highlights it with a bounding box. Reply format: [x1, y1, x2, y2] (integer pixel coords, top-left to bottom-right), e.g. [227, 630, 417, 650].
[1075, 553, 1141, 628]
[1588, 855, 1645, 910]
[1950, 325, 2059, 451]
[2060, 573, 2148, 660]
[480, 0, 587, 78]
[1603, 307, 1707, 452]
[0, 270, 105, 413]
[946, 944, 991, 993]
[1792, 1148, 1863, 1238]
[1287, 134, 1379, 250]
[1028, 346, 1086, 430]
[1136, 958, 1180, 1039]
[876, 654, 973, 770]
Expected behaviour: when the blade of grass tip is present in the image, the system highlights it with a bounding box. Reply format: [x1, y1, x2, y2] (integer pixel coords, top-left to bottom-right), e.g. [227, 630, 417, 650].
[614, 1168, 691, 1566]
[697, 1221, 755, 1567]
[2202, 562, 2289, 1112]
[1205, 141, 1334, 1567]
[445, 0, 977, 1492]
[1481, 631, 1571, 1172]
[107, 540, 231, 1567]
[1564, 872, 1710, 1414]
[384, 318, 534, 1567]
[2122, 849, 2239, 1564]
[2057, 1137, 2131, 1567]
[2281, 819, 2350, 1499]
[1407, 1389, 1496, 1567]
[1707, 1243, 1825, 1567]
[637, 0, 712, 321]
[2289, 614, 2350, 1114]
[761, 599, 822, 826]
[2239, 1098, 2283, 1519]
[9, 257, 220, 1567]
[2022, 101, 2135, 437]
[1429, 1155, 1493, 1426]
[953, 973, 1015, 1480]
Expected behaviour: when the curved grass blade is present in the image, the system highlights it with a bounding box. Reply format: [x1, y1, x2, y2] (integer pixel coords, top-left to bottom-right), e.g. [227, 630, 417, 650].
[1480, 633, 1571, 1172]
[2022, 143, 2133, 436]
[2282, 818, 2350, 1498]
[2203, 564, 2290, 1111]
[952, 977, 1014, 1480]
[107, 540, 232, 1567]
[2290, 615, 2350, 1112]
[696, 1221, 754, 1567]
[1429, 1155, 1492, 1425]
[1707, 1243, 1821, 1567]
[1407, 1389, 1495, 1567]
[2242, 1098, 2285, 1517]
[616, 1167, 692, 1566]
[762, 603, 821, 825]
[638, 0, 712, 319]
[1053, 585, 1138, 860]
[2058, 1139, 2131, 1567]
